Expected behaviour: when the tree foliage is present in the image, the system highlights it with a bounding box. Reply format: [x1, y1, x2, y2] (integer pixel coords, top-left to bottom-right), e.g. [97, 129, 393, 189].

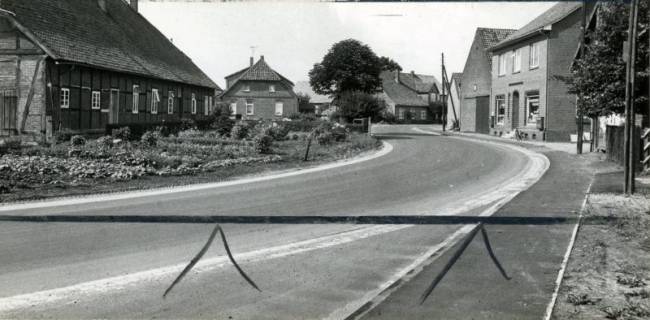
[309, 39, 400, 97]
[335, 91, 385, 122]
[560, 2, 648, 118]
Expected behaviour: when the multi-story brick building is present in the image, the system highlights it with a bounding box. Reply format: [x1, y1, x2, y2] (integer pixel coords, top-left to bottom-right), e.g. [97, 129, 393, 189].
[488, 2, 595, 141]
[0, 0, 220, 142]
[220, 56, 298, 120]
[459, 28, 516, 134]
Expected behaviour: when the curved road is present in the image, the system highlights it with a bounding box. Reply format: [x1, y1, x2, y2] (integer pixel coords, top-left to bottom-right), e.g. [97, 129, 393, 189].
[0, 125, 540, 319]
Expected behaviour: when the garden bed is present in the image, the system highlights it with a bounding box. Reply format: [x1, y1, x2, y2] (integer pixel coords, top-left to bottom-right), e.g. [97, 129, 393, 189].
[0, 121, 381, 203]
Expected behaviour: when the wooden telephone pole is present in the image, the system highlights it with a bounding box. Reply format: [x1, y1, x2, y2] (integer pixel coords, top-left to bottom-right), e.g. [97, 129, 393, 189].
[576, 1, 587, 154]
[624, 0, 639, 194]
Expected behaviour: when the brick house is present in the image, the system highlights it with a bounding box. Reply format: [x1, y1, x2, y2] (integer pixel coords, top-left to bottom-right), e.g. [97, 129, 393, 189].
[0, 0, 220, 142]
[445, 72, 462, 129]
[220, 56, 298, 120]
[378, 70, 442, 123]
[488, 2, 596, 142]
[459, 28, 516, 134]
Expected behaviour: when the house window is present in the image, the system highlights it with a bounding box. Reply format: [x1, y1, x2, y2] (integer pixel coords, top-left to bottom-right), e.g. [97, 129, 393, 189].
[420, 110, 427, 120]
[204, 96, 209, 115]
[275, 101, 283, 116]
[243, 85, 250, 92]
[132, 85, 139, 114]
[91, 91, 101, 110]
[513, 48, 522, 73]
[526, 93, 540, 125]
[191, 93, 197, 114]
[60, 88, 70, 108]
[496, 95, 506, 125]
[246, 100, 254, 115]
[230, 102, 236, 115]
[529, 42, 540, 68]
[498, 54, 507, 76]
[167, 91, 174, 114]
[208, 96, 213, 113]
[398, 109, 405, 120]
[150, 89, 160, 114]
[269, 85, 275, 93]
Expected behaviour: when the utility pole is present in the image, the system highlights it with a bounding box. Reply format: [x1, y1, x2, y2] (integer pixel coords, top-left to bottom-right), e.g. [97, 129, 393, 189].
[441, 53, 447, 132]
[576, 1, 587, 154]
[624, 0, 639, 194]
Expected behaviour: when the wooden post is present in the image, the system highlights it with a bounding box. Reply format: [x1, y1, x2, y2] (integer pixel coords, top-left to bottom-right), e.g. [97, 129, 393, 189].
[441, 53, 447, 132]
[624, 0, 639, 194]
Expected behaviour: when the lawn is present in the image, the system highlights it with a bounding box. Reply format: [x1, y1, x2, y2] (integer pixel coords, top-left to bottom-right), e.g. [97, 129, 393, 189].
[0, 120, 381, 203]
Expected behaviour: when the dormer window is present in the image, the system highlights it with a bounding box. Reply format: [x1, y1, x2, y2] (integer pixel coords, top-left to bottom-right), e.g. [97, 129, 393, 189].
[243, 85, 250, 92]
[269, 85, 275, 93]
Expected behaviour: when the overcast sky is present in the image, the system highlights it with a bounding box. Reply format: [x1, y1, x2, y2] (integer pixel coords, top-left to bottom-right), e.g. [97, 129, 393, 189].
[139, 1, 556, 89]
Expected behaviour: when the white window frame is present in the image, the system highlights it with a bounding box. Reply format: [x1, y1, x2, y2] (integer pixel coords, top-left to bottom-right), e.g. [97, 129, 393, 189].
[526, 94, 540, 125]
[204, 96, 209, 116]
[91, 90, 101, 110]
[208, 96, 213, 113]
[498, 54, 507, 76]
[132, 85, 139, 114]
[529, 42, 540, 69]
[513, 48, 522, 73]
[246, 100, 254, 115]
[151, 89, 160, 114]
[496, 95, 506, 125]
[191, 93, 197, 114]
[275, 101, 283, 116]
[167, 91, 174, 114]
[420, 110, 427, 120]
[60, 88, 70, 109]
[398, 109, 405, 120]
[229, 102, 236, 115]
[269, 85, 275, 93]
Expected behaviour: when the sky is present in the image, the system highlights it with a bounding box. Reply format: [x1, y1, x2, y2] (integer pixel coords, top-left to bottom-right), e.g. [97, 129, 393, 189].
[139, 1, 556, 89]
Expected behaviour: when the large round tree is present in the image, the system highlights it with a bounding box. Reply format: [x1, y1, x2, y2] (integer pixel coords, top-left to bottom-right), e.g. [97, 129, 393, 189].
[309, 39, 393, 97]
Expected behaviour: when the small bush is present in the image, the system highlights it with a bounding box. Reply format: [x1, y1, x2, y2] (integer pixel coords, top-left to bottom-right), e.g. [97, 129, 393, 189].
[254, 134, 273, 154]
[179, 118, 196, 131]
[267, 125, 290, 141]
[317, 132, 334, 146]
[96, 136, 113, 148]
[141, 131, 159, 147]
[111, 127, 131, 141]
[231, 123, 249, 140]
[55, 129, 75, 144]
[70, 135, 86, 147]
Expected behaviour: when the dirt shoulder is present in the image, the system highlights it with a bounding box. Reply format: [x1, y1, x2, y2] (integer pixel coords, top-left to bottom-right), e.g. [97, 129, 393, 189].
[552, 183, 650, 319]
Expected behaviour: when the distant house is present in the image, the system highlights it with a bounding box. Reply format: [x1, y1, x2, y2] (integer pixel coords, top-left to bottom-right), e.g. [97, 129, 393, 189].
[293, 81, 333, 115]
[220, 56, 298, 120]
[0, 0, 220, 141]
[459, 27, 516, 134]
[445, 73, 462, 129]
[488, 2, 596, 141]
[378, 70, 439, 123]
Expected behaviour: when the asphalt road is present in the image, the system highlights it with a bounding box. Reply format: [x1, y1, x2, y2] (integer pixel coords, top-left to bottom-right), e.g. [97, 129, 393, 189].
[0, 125, 536, 319]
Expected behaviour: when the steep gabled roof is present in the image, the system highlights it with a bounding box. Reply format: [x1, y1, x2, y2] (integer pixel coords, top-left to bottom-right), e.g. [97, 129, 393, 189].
[399, 72, 442, 94]
[474, 28, 517, 68]
[2, 0, 219, 89]
[380, 71, 429, 107]
[491, 2, 582, 51]
[221, 56, 295, 97]
[450, 72, 462, 92]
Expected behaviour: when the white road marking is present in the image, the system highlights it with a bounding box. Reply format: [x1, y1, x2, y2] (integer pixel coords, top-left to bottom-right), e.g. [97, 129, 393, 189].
[0, 129, 550, 316]
[0, 141, 392, 212]
[542, 180, 594, 320]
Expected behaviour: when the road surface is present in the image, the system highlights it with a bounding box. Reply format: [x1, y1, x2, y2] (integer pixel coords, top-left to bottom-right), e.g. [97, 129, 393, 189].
[0, 125, 543, 319]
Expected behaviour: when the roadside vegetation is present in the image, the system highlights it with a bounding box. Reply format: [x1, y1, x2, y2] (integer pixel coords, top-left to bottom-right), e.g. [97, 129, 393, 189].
[0, 106, 380, 203]
[553, 193, 650, 320]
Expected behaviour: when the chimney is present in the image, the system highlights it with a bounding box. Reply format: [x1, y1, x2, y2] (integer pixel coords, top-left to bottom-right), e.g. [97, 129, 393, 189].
[128, 0, 138, 12]
[260, 55, 264, 61]
[98, 0, 106, 12]
[250, 57, 254, 67]
[411, 70, 416, 77]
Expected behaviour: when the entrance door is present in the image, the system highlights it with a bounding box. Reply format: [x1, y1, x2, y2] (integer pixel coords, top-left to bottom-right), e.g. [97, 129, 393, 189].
[512, 91, 520, 128]
[475, 96, 490, 134]
[109, 89, 119, 124]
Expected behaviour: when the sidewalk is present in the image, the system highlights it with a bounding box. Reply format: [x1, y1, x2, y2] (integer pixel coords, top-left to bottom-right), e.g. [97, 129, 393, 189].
[360, 133, 597, 319]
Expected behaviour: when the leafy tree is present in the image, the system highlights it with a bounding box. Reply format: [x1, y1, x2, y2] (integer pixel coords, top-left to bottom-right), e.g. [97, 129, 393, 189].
[335, 91, 385, 122]
[378, 56, 402, 72]
[560, 2, 648, 118]
[209, 102, 235, 136]
[309, 39, 385, 97]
